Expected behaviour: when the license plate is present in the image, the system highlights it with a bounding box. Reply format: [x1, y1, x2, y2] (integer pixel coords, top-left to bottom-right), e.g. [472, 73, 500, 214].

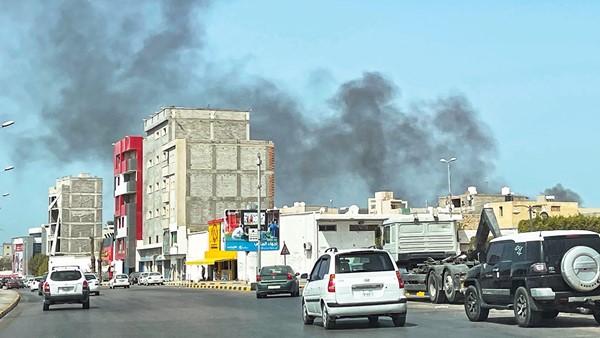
[267, 285, 281, 289]
[59, 287, 74, 292]
[362, 290, 374, 297]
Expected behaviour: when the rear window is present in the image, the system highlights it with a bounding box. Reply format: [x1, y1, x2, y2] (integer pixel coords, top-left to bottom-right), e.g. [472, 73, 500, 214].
[335, 251, 395, 273]
[544, 235, 600, 271]
[84, 274, 98, 281]
[260, 266, 293, 275]
[116, 274, 128, 279]
[50, 271, 82, 281]
[149, 272, 161, 276]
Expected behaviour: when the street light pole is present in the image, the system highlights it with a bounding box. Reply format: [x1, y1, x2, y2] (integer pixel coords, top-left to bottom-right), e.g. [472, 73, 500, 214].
[440, 157, 457, 201]
[515, 204, 544, 232]
[256, 153, 262, 278]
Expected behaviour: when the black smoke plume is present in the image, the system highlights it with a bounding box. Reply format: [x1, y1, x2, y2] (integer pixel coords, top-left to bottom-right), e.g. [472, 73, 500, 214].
[541, 184, 583, 204]
[5, 0, 501, 208]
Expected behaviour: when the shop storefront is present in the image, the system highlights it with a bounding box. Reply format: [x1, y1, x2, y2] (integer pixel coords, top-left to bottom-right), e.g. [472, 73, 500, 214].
[186, 218, 237, 281]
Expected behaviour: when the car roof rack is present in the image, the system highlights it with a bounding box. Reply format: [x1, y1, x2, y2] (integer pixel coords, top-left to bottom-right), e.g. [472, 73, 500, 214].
[324, 247, 338, 253]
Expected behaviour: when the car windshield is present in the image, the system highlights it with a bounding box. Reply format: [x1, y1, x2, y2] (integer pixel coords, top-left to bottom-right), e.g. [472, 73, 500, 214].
[51, 271, 82, 281]
[335, 251, 395, 273]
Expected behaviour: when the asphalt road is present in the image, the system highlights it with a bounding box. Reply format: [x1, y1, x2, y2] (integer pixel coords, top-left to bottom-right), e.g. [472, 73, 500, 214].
[1, 286, 599, 338]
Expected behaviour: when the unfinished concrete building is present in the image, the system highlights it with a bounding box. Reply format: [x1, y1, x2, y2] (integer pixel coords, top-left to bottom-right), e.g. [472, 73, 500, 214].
[45, 173, 103, 257]
[138, 107, 274, 280]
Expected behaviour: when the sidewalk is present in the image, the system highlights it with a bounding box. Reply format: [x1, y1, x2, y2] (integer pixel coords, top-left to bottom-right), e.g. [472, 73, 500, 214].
[0, 289, 20, 319]
[165, 280, 252, 291]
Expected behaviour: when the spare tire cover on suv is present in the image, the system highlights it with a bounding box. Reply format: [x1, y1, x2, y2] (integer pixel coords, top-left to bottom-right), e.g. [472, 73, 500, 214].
[561, 246, 600, 292]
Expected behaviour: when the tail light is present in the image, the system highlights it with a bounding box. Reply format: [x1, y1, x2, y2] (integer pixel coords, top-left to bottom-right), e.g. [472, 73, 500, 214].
[287, 273, 293, 280]
[531, 262, 547, 273]
[256, 275, 261, 282]
[396, 271, 405, 289]
[327, 274, 336, 292]
[83, 280, 89, 291]
[43, 282, 50, 294]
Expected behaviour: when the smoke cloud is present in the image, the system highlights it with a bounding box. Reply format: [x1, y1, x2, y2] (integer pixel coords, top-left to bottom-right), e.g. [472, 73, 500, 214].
[541, 184, 583, 204]
[5, 0, 505, 208]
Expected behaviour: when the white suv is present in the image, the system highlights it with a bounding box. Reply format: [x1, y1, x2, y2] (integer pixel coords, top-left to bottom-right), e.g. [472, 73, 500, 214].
[42, 266, 90, 311]
[302, 248, 407, 329]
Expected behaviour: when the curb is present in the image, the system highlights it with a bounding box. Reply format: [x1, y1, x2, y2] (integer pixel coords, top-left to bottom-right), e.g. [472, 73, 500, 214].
[0, 291, 21, 319]
[166, 281, 252, 292]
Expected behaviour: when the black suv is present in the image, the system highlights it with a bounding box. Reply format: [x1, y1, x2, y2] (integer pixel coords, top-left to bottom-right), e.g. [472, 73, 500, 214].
[464, 230, 600, 327]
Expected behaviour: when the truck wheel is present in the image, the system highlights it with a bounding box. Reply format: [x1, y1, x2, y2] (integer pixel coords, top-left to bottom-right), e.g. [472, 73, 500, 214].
[464, 285, 488, 322]
[443, 270, 460, 303]
[514, 287, 541, 327]
[427, 273, 446, 304]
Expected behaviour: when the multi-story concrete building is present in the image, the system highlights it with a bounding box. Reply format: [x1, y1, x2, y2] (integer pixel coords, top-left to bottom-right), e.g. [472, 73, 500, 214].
[45, 173, 103, 258]
[138, 107, 274, 281]
[113, 136, 144, 275]
[368, 191, 409, 215]
[11, 236, 34, 276]
[28, 227, 44, 256]
[1, 243, 10, 257]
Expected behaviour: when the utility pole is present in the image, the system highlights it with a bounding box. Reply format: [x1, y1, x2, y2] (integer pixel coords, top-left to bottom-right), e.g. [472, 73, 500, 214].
[90, 237, 96, 273]
[98, 239, 103, 282]
[256, 153, 262, 278]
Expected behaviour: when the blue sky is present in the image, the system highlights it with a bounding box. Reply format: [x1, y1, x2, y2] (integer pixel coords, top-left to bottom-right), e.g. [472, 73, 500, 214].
[1, 1, 599, 244]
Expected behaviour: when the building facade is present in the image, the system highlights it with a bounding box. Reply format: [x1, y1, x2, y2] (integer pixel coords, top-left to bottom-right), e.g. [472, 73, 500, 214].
[45, 173, 103, 257]
[138, 107, 275, 281]
[2, 243, 11, 257]
[113, 136, 144, 275]
[368, 191, 409, 214]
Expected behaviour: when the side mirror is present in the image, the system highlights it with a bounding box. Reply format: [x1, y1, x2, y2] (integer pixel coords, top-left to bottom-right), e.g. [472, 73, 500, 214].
[300, 273, 308, 279]
[295, 272, 300, 276]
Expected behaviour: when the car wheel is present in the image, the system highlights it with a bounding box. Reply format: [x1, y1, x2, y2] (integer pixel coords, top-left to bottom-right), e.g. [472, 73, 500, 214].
[464, 285, 489, 322]
[256, 292, 263, 299]
[541, 310, 559, 319]
[83, 300, 90, 309]
[43, 303, 49, 311]
[391, 314, 406, 327]
[96, 291, 100, 296]
[368, 316, 379, 326]
[514, 287, 541, 327]
[443, 270, 460, 303]
[427, 273, 447, 304]
[321, 303, 335, 330]
[302, 299, 314, 325]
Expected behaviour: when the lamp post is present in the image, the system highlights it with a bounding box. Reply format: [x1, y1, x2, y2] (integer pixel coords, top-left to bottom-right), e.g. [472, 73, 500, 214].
[440, 157, 457, 202]
[515, 204, 545, 232]
[256, 153, 262, 278]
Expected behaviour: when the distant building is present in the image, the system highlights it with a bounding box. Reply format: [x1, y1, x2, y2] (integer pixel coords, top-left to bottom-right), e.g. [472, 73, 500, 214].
[368, 191, 408, 215]
[138, 107, 275, 281]
[113, 136, 144, 275]
[28, 227, 44, 256]
[2, 243, 11, 257]
[44, 173, 103, 257]
[11, 236, 34, 276]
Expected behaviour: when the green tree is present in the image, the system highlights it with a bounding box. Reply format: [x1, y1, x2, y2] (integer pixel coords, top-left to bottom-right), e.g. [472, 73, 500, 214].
[28, 253, 49, 276]
[518, 214, 600, 233]
[0, 256, 12, 271]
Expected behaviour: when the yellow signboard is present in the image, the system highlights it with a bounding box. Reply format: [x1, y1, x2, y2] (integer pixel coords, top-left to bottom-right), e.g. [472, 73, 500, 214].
[208, 221, 220, 250]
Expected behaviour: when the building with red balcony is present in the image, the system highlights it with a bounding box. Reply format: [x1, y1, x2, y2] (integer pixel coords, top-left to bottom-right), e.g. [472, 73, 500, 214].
[113, 136, 143, 275]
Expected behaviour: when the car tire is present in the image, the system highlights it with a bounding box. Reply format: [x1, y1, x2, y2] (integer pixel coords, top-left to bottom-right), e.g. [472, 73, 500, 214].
[256, 293, 263, 299]
[443, 270, 460, 303]
[321, 303, 335, 330]
[561, 246, 600, 292]
[514, 287, 541, 327]
[43, 303, 49, 311]
[83, 300, 90, 309]
[464, 285, 489, 322]
[302, 299, 314, 325]
[592, 307, 600, 325]
[391, 314, 406, 327]
[541, 310, 559, 319]
[428, 273, 447, 304]
[96, 291, 100, 296]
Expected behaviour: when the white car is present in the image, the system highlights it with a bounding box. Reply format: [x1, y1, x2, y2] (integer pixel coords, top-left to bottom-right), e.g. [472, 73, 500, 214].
[29, 276, 43, 292]
[84, 273, 100, 296]
[144, 272, 164, 286]
[43, 266, 90, 310]
[138, 272, 150, 285]
[301, 248, 407, 329]
[109, 274, 131, 289]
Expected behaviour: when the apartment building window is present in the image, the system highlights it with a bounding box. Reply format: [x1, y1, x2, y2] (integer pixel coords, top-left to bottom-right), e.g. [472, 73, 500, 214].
[162, 206, 167, 216]
[149, 236, 152, 244]
[499, 206, 504, 216]
[163, 127, 167, 136]
[551, 206, 561, 212]
[349, 224, 378, 231]
[156, 235, 159, 243]
[319, 224, 337, 231]
[148, 210, 153, 219]
[148, 158, 153, 167]
[155, 209, 159, 217]
[155, 131, 160, 140]
[156, 155, 159, 164]
[171, 232, 177, 245]
[147, 185, 153, 194]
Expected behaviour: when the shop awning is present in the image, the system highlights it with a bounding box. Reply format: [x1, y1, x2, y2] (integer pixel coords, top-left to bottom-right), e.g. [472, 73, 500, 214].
[185, 258, 218, 265]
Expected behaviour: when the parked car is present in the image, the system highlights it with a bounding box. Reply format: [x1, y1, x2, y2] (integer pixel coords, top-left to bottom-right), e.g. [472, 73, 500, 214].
[144, 272, 164, 286]
[38, 274, 48, 295]
[138, 272, 150, 285]
[84, 273, 100, 296]
[302, 247, 407, 329]
[109, 274, 131, 289]
[5, 279, 19, 289]
[464, 230, 600, 327]
[42, 266, 90, 310]
[256, 265, 300, 298]
[30, 276, 43, 292]
[128, 272, 140, 285]
[16, 279, 26, 289]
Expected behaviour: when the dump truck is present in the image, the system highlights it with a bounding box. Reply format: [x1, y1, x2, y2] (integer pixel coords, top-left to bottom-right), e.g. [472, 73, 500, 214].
[379, 208, 501, 303]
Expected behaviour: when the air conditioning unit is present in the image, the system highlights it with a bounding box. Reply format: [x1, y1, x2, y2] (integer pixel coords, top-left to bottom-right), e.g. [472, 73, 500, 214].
[303, 242, 312, 251]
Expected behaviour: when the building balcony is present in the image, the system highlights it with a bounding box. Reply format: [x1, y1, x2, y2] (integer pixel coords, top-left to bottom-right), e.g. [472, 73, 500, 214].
[124, 158, 138, 173]
[115, 180, 137, 196]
